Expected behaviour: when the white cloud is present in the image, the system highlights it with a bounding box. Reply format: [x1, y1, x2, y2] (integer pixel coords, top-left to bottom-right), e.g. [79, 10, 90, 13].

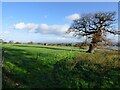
[13, 22, 70, 35]
[65, 13, 80, 21]
[13, 22, 26, 30]
[13, 22, 39, 30]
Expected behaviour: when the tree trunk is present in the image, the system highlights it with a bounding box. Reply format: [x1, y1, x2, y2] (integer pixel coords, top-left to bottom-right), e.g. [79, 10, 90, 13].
[87, 43, 96, 53]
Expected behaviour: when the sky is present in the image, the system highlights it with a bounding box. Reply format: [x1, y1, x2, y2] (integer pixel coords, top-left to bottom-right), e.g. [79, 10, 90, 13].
[1, 0, 119, 2]
[1, 2, 119, 43]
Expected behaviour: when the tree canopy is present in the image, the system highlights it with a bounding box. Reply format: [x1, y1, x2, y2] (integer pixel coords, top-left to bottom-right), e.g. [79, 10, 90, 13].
[67, 12, 119, 53]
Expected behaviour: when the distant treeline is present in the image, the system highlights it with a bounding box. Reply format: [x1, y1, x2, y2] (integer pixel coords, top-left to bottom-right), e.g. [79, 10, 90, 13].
[2, 40, 119, 48]
[2, 40, 89, 48]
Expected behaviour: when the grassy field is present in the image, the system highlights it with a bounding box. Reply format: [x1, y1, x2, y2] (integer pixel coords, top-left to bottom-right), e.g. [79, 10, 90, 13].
[2, 44, 120, 88]
[2, 44, 82, 88]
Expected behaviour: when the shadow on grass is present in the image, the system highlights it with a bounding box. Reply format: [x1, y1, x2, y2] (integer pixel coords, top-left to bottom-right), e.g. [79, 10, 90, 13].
[3, 47, 56, 88]
[52, 52, 120, 88]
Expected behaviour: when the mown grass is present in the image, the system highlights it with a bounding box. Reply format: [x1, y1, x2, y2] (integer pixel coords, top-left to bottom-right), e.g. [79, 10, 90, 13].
[2, 44, 120, 88]
[2, 44, 81, 88]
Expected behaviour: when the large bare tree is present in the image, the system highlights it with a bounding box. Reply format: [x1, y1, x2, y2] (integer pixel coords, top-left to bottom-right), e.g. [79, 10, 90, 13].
[67, 12, 119, 53]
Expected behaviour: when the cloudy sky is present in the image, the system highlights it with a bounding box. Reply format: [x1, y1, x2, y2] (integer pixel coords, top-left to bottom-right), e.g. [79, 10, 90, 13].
[1, 2, 118, 43]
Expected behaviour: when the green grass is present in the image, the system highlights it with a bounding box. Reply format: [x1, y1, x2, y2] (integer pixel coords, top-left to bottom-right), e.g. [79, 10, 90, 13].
[2, 44, 120, 88]
[53, 50, 120, 88]
[2, 44, 82, 88]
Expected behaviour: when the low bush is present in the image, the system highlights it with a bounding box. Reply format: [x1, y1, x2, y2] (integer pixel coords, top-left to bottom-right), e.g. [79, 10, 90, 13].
[53, 51, 120, 88]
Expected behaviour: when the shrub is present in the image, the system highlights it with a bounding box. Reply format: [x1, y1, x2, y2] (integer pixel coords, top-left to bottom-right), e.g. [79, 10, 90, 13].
[52, 51, 120, 88]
